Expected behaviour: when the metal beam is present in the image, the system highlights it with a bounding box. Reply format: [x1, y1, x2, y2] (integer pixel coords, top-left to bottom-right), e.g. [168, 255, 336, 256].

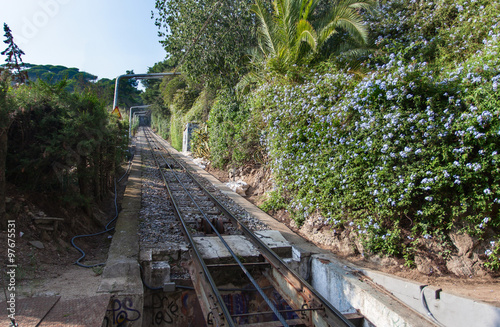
[112, 72, 181, 110]
[129, 106, 151, 139]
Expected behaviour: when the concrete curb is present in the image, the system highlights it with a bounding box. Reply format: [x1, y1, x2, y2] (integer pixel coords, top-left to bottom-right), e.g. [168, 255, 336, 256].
[98, 139, 144, 327]
[359, 268, 500, 327]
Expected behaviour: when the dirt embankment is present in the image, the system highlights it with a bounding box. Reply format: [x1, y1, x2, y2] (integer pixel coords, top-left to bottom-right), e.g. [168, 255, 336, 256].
[0, 180, 124, 300]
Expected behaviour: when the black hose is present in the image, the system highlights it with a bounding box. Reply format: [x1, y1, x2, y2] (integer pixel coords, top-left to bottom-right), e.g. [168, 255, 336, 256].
[71, 151, 134, 268]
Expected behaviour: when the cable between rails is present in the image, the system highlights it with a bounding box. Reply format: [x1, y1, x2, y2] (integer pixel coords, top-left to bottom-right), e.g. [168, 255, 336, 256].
[145, 128, 290, 327]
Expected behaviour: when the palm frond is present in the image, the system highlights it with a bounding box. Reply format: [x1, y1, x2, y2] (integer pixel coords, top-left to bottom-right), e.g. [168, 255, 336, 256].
[318, 2, 369, 46]
[296, 19, 318, 52]
[248, 0, 375, 75]
[251, 0, 277, 56]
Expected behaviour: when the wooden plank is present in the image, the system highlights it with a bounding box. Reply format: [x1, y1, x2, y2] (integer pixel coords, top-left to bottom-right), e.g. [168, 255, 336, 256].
[33, 217, 65, 221]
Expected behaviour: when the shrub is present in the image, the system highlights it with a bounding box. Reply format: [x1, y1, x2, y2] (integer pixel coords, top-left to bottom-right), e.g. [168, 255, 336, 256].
[258, 31, 500, 258]
[207, 88, 262, 168]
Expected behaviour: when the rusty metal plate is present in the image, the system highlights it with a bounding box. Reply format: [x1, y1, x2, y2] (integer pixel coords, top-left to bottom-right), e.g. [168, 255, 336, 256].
[38, 294, 111, 327]
[0, 296, 60, 327]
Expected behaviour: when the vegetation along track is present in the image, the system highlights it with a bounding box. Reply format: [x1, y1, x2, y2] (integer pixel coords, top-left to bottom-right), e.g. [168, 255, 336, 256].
[142, 126, 355, 327]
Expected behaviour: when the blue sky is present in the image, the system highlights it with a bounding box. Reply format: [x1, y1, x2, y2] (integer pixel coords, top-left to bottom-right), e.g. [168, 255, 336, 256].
[0, 0, 167, 81]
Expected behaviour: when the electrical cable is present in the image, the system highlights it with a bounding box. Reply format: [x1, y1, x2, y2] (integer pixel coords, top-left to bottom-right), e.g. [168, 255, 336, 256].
[420, 285, 446, 327]
[71, 150, 134, 268]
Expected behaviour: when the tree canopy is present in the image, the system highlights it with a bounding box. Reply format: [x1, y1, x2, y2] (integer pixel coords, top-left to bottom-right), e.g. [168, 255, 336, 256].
[153, 0, 258, 88]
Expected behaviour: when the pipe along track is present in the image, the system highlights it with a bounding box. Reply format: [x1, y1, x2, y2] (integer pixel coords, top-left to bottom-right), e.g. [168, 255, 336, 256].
[143, 127, 355, 327]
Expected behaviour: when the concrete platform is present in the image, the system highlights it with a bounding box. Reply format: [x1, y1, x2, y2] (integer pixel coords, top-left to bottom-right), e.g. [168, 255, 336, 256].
[0, 294, 110, 327]
[193, 230, 294, 264]
[255, 230, 293, 258]
[193, 235, 261, 264]
[98, 138, 145, 327]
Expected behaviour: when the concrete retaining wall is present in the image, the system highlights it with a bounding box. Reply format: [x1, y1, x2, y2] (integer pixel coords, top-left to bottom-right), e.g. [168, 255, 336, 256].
[360, 268, 500, 327]
[310, 254, 435, 327]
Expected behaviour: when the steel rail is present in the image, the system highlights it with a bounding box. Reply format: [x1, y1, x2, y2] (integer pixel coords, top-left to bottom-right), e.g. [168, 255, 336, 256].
[143, 128, 234, 327]
[148, 127, 355, 327]
[144, 127, 291, 327]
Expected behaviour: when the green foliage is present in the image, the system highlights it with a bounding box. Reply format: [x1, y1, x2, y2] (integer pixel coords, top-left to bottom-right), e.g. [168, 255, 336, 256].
[0, 69, 13, 128]
[259, 189, 287, 212]
[168, 86, 202, 150]
[153, 0, 257, 88]
[161, 76, 187, 104]
[131, 118, 140, 136]
[250, 0, 500, 263]
[6, 80, 127, 207]
[117, 70, 143, 109]
[171, 88, 200, 115]
[146, 0, 500, 268]
[142, 59, 174, 116]
[169, 110, 184, 151]
[207, 88, 261, 168]
[26, 64, 97, 83]
[191, 124, 210, 159]
[366, 0, 499, 70]
[250, 0, 374, 75]
[1, 63, 135, 107]
[152, 110, 171, 140]
[484, 239, 500, 271]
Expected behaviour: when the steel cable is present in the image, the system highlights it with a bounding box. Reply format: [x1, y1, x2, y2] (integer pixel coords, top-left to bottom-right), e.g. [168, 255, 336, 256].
[145, 128, 290, 327]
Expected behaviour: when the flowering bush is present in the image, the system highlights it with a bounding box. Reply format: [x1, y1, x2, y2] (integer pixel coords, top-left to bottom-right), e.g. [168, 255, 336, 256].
[249, 0, 500, 265]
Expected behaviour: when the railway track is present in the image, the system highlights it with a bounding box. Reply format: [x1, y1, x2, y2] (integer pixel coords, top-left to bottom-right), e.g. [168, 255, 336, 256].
[142, 126, 356, 327]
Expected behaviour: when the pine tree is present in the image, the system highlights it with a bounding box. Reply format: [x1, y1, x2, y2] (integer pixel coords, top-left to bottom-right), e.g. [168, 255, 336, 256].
[0, 69, 14, 230]
[1, 23, 27, 84]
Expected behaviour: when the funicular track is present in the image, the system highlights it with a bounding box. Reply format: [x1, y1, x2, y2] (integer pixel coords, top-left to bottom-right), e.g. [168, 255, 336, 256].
[143, 126, 355, 327]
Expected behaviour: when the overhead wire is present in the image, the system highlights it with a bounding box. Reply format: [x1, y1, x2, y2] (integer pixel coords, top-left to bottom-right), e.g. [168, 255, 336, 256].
[173, 0, 223, 73]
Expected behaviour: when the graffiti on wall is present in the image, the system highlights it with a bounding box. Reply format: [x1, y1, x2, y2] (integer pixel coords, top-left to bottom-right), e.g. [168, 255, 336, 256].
[103, 297, 141, 326]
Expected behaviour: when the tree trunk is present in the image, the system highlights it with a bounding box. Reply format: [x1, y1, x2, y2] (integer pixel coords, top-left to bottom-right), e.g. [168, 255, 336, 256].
[93, 145, 100, 202]
[0, 129, 8, 230]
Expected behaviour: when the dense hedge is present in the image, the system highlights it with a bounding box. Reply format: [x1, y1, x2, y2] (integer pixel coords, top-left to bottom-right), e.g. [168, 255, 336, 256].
[207, 88, 263, 168]
[6, 81, 127, 208]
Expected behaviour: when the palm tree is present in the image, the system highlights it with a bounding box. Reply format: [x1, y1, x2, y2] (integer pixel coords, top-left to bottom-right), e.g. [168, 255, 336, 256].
[250, 0, 375, 74]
